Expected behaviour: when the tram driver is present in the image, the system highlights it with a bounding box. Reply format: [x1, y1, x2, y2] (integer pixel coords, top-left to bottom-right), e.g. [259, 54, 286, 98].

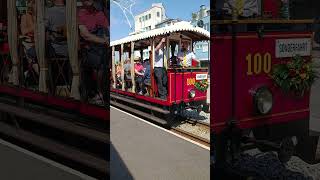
[177, 41, 199, 67]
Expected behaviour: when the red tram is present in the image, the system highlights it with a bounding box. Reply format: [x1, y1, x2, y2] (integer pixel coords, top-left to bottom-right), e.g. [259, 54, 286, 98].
[110, 22, 210, 122]
[211, 0, 319, 173]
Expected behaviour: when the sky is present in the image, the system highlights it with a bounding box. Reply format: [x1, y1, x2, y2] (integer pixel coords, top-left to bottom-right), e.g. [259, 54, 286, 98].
[110, 0, 210, 41]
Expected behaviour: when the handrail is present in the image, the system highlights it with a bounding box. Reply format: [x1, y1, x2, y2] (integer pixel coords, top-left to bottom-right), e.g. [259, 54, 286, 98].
[212, 19, 314, 25]
[168, 67, 208, 70]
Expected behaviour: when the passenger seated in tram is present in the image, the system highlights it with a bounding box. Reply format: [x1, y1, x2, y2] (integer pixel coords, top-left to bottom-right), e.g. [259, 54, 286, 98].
[134, 57, 145, 95]
[45, 0, 68, 58]
[177, 41, 199, 67]
[115, 62, 122, 88]
[143, 54, 151, 96]
[123, 58, 132, 90]
[78, 0, 108, 103]
[45, 0, 70, 93]
[20, 0, 39, 82]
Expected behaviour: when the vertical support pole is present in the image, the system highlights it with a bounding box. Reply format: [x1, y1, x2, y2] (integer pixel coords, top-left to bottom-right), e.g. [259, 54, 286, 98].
[166, 37, 170, 69]
[121, 44, 125, 91]
[112, 46, 116, 88]
[179, 35, 182, 67]
[150, 39, 155, 97]
[35, 0, 47, 92]
[130, 41, 135, 93]
[140, 49, 143, 61]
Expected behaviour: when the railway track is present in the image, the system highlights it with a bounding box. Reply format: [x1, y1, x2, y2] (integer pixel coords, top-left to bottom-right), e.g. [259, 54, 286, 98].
[110, 94, 210, 149]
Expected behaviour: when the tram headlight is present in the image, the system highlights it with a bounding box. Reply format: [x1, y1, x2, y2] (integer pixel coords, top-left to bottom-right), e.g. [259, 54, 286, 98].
[254, 87, 273, 115]
[189, 89, 196, 98]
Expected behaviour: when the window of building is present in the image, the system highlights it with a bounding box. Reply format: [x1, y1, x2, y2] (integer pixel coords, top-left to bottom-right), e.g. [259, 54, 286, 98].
[204, 23, 209, 31]
[157, 12, 160, 17]
[145, 15, 148, 20]
[139, 17, 141, 22]
[202, 44, 208, 52]
[149, 14, 151, 19]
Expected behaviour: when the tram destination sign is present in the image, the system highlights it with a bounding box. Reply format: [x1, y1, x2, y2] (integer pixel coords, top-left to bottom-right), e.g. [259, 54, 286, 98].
[196, 74, 208, 80]
[275, 38, 311, 58]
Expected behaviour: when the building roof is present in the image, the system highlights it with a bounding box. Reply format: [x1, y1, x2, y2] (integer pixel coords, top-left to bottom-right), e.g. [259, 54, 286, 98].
[111, 21, 210, 46]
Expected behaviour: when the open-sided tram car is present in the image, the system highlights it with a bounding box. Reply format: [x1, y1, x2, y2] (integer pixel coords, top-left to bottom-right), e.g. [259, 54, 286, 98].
[212, 1, 320, 173]
[111, 22, 210, 121]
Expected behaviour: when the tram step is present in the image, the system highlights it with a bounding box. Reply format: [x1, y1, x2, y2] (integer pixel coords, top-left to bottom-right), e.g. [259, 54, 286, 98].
[0, 120, 108, 178]
[110, 93, 170, 115]
[111, 101, 168, 125]
[0, 102, 108, 144]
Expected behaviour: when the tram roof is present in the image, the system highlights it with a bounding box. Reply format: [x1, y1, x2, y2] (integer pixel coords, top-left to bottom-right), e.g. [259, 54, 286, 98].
[111, 21, 210, 47]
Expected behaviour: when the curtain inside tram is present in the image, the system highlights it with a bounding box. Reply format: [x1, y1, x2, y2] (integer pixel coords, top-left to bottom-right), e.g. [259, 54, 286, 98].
[66, 0, 80, 99]
[35, 0, 47, 92]
[7, 0, 19, 85]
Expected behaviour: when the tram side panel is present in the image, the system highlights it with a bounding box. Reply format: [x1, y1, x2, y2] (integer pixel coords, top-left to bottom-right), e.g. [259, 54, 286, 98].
[211, 35, 233, 133]
[211, 31, 311, 136]
[235, 32, 310, 138]
[168, 71, 208, 104]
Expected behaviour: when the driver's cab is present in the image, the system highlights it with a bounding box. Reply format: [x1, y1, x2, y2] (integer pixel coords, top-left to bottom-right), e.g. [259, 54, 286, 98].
[165, 33, 207, 71]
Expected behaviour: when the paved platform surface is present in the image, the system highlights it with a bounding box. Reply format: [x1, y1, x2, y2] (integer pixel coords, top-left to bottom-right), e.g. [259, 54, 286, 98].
[110, 107, 210, 180]
[310, 49, 320, 132]
[0, 139, 93, 180]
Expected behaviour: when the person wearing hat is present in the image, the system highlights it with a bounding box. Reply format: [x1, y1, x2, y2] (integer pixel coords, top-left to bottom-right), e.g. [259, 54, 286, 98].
[134, 56, 144, 95]
[177, 41, 199, 67]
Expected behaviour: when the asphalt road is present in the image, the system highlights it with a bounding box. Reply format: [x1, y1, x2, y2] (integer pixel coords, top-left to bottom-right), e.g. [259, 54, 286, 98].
[110, 107, 210, 180]
[0, 139, 95, 180]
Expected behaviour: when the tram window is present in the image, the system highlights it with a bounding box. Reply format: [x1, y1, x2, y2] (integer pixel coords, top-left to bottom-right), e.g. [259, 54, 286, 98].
[45, 0, 71, 97]
[169, 41, 179, 66]
[78, 0, 108, 105]
[0, 0, 10, 85]
[18, 0, 40, 89]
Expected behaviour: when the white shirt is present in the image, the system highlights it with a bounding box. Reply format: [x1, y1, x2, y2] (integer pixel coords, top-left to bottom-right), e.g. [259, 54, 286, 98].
[177, 50, 196, 67]
[223, 0, 260, 17]
[154, 48, 166, 68]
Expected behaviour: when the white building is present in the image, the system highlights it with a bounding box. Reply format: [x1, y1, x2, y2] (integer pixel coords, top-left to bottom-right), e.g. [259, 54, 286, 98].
[133, 3, 166, 34]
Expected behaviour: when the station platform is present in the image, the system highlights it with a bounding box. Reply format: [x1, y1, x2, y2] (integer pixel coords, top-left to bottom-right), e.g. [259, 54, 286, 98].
[310, 49, 320, 132]
[110, 107, 210, 180]
[0, 139, 94, 180]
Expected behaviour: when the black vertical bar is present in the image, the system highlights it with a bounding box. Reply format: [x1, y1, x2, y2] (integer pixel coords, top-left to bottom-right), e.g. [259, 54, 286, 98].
[231, 20, 237, 122]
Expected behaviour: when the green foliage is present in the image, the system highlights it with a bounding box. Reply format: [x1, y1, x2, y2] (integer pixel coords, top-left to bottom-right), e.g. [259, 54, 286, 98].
[194, 80, 208, 92]
[271, 55, 318, 96]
